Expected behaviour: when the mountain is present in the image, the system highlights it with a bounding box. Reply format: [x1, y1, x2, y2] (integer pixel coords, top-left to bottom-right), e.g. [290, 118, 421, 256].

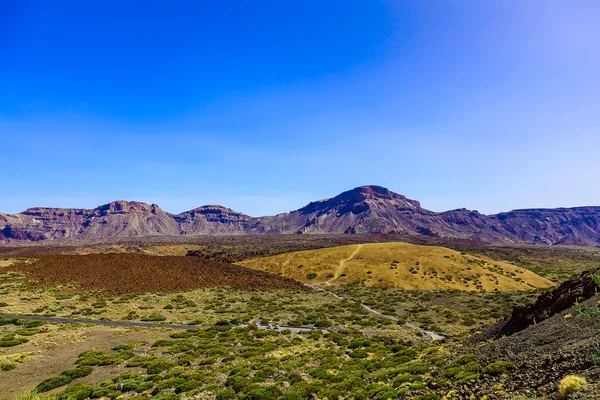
[256, 185, 432, 234]
[1, 186, 599, 245]
[174, 205, 257, 234]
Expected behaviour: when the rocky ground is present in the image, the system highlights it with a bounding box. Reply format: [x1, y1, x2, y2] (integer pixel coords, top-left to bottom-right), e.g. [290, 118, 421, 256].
[462, 271, 600, 399]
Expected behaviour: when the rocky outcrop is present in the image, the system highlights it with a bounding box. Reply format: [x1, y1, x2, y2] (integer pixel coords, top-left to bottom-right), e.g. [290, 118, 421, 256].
[479, 270, 599, 340]
[174, 206, 257, 235]
[465, 272, 600, 399]
[1, 186, 600, 245]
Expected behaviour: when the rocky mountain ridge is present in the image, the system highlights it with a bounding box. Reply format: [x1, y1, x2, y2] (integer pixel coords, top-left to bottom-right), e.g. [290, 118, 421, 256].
[1, 186, 599, 245]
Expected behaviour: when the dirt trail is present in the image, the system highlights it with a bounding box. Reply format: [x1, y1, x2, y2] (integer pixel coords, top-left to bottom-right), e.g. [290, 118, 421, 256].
[0, 314, 200, 330]
[307, 284, 444, 341]
[325, 244, 363, 285]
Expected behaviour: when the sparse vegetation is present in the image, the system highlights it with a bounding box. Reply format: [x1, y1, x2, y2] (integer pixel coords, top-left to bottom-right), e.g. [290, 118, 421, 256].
[558, 375, 586, 399]
[0, 361, 17, 371]
[35, 375, 72, 392]
[240, 242, 554, 291]
[1, 237, 599, 399]
[482, 360, 514, 375]
[15, 392, 59, 400]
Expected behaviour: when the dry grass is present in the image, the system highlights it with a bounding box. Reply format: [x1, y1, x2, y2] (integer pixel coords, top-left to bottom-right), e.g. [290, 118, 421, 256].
[558, 375, 586, 399]
[240, 242, 555, 291]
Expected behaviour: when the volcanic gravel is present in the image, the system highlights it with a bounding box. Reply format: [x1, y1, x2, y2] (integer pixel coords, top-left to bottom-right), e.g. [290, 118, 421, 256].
[7, 254, 306, 295]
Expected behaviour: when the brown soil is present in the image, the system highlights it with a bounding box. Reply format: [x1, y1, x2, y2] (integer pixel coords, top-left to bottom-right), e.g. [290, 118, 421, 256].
[7, 254, 306, 296]
[0, 325, 169, 399]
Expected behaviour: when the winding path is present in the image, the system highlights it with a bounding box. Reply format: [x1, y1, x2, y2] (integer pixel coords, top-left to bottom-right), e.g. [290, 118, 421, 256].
[325, 244, 363, 285]
[306, 285, 445, 341]
[0, 314, 200, 330]
[0, 314, 325, 333]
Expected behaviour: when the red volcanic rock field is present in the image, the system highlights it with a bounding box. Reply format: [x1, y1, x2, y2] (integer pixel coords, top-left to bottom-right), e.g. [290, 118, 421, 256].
[7, 254, 306, 295]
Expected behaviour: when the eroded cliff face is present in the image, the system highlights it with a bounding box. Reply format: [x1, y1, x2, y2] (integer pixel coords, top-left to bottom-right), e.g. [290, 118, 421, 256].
[1, 186, 600, 245]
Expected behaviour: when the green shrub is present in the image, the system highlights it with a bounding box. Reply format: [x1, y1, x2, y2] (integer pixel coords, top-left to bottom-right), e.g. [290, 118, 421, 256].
[592, 272, 600, 288]
[442, 360, 481, 385]
[415, 394, 439, 400]
[123, 311, 139, 320]
[112, 344, 135, 351]
[0, 317, 17, 325]
[14, 328, 39, 336]
[35, 375, 73, 392]
[0, 362, 16, 371]
[57, 383, 94, 400]
[483, 361, 514, 375]
[393, 374, 412, 386]
[231, 377, 252, 393]
[18, 320, 45, 328]
[60, 366, 94, 379]
[280, 393, 303, 400]
[398, 362, 429, 375]
[141, 312, 167, 322]
[590, 348, 600, 366]
[367, 385, 399, 400]
[0, 335, 29, 347]
[146, 359, 173, 374]
[318, 388, 344, 400]
[306, 273, 318, 280]
[244, 385, 282, 400]
[126, 355, 158, 368]
[76, 350, 133, 366]
[350, 349, 369, 359]
[216, 389, 237, 400]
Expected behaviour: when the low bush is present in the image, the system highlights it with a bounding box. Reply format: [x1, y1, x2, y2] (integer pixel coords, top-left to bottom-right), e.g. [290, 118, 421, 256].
[15, 392, 59, 400]
[57, 383, 94, 400]
[482, 361, 514, 375]
[77, 350, 133, 366]
[0, 335, 29, 347]
[35, 375, 73, 392]
[60, 366, 94, 379]
[141, 312, 167, 322]
[558, 375, 586, 399]
[0, 362, 17, 371]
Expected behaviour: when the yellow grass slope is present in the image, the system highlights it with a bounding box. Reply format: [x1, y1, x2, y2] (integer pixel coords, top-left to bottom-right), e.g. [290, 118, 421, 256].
[239, 242, 555, 291]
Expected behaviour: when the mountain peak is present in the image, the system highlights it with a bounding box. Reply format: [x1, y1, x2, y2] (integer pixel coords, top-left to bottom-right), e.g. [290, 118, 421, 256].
[354, 185, 396, 199]
[340, 185, 421, 207]
[96, 200, 161, 215]
[296, 186, 421, 216]
[183, 205, 251, 218]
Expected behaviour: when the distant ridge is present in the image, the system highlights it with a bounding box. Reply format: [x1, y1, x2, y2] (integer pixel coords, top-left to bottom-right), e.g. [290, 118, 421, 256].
[1, 186, 599, 245]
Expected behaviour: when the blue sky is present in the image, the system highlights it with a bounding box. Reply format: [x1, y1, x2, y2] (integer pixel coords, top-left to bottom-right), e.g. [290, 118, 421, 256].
[1, 1, 599, 216]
